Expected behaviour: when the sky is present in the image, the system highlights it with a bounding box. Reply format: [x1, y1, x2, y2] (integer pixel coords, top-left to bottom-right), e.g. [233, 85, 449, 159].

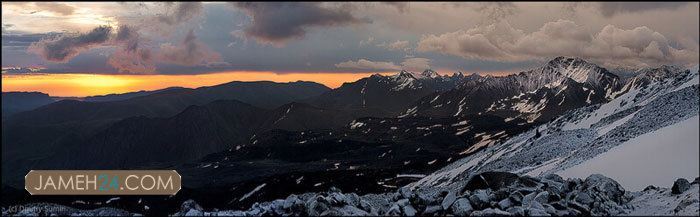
[2, 2, 699, 96]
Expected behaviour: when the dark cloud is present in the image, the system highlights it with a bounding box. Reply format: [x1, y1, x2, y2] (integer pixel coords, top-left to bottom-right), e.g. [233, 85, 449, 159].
[27, 26, 112, 62]
[231, 2, 365, 45]
[115, 25, 140, 52]
[154, 2, 204, 26]
[157, 29, 223, 66]
[108, 25, 156, 74]
[598, 2, 689, 18]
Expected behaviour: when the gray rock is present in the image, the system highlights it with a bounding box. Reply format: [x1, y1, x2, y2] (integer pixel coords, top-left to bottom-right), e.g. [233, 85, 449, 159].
[469, 190, 490, 210]
[582, 174, 625, 203]
[542, 203, 556, 215]
[442, 191, 457, 210]
[509, 191, 524, 205]
[359, 199, 374, 213]
[345, 193, 360, 207]
[178, 200, 203, 217]
[402, 204, 418, 216]
[526, 208, 550, 216]
[527, 201, 545, 211]
[185, 209, 203, 216]
[451, 198, 473, 216]
[522, 192, 536, 206]
[471, 208, 512, 216]
[400, 186, 413, 199]
[385, 204, 402, 216]
[327, 192, 347, 206]
[497, 198, 512, 210]
[672, 178, 691, 194]
[573, 192, 594, 205]
[692, 177, 700, 184]
[422, 205, 442, 216]
[307, 197, 330, 216]
[543, 174, 564, 183]
[416, 191, 440, 206]
[506, 206, 525, 216]
[397, 199, 410, 207]
[643, 185, 658, 191]
[567, 201, 591, 216]
[490, 189, 510, 202]
[283, 194, 301, 210]
[534, 191, 549, 204]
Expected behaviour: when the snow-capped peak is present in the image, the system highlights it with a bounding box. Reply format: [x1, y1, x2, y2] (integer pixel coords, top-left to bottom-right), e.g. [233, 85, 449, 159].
[421, 69, 440, 78]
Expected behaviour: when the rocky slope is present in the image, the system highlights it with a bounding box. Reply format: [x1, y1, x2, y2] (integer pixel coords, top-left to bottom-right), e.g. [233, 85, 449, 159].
[412, 64, 698, 190]
[6, 173, 697, 216]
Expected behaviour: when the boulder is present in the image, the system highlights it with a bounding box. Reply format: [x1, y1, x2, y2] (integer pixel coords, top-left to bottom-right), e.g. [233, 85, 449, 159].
[522, 192, 536, 206]
[497, 198, 512, 210]
[385, 204, 402, 216]
[442, 191, 457, 210]
[573, 192, 594, 205]
[327, 192, 347, 206]
[345, 193, 360, 207]
[307, 196, 330, 216]
[582, 174, 625, 203]
[400, 186, 413, 199]
[422, 205, 442, 216]
[402, 205, 418, 216]
[509, 192, 524, 205]
[359, 200, 374, 213]
[506, 207, 525, 216]
[567, 201, 591, 216]
[451, 198, 473, 216]
[692, 177, 700, 185]
[177, 200, 203, 217]
[469, 190, 490, 210]
[489, 189, 510, 202]
[283, 195, 299, 210]
[542, 203, 557, 215]
[463, 172, 520, 191]
[471, 208, 512, 216]
[643, 185, 658, 191]
[534, 191, 549, 204]
[526, 208, 550, 216]
[672, 178, 691, 194]
[543, 174, 564, 183]
[396, 199, 410, 207]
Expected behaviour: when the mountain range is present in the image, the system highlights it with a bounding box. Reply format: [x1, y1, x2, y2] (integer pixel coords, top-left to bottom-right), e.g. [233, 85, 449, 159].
[1, 57, 697, 216]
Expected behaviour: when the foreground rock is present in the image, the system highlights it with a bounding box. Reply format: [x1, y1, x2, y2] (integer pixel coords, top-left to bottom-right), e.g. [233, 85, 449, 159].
[167, 173, 700, 216]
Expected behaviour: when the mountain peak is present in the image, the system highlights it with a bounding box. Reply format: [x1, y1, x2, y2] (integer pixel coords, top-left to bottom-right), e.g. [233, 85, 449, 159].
[421, 69, 439, 78]
[547, 56, 588, 68]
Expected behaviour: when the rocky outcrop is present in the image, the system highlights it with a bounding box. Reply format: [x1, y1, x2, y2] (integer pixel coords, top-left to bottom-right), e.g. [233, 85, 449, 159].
[169, 172, 642, 216]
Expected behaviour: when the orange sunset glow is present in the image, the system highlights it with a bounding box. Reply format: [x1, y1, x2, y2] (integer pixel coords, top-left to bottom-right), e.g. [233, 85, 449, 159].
[1, 71, 399, 97]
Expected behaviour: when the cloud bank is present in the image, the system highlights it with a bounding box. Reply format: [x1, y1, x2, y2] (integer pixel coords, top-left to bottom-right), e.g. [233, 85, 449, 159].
[416, 19, 699, 67]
